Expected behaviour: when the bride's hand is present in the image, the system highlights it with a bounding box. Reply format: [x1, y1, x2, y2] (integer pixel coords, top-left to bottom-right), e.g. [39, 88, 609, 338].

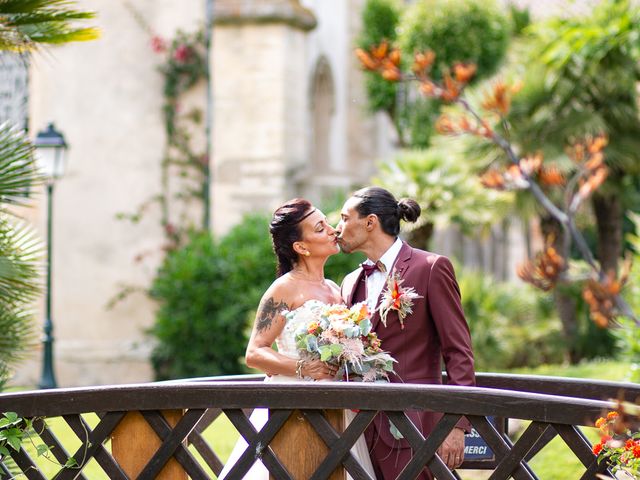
[303, 359, 338, 380]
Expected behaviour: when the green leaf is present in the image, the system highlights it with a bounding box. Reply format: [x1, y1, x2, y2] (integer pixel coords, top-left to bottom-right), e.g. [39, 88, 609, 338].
[319, 345, 332, 362]
[64, 457, 78, 467]
[5, 430, 22, 451]
[36, 444, 49, 456]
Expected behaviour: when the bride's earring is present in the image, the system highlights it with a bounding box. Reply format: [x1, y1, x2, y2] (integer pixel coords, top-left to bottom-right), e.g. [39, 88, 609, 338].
[304, 251, 311, 257]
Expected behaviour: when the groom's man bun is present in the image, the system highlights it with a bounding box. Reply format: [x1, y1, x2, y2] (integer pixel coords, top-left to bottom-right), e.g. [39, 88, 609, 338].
[352, 187, 421, 237]
[398, 198, 421, 223]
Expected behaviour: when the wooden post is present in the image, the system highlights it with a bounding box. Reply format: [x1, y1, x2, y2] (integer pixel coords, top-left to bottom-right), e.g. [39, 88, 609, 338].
[111, 410, 187, 479]
[269, 409, 345, 480]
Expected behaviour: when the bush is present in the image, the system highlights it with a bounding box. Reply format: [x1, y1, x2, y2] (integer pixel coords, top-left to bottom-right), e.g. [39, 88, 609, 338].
[457, 267, 565, 370]
[149, 212, 364, 380]
[399, 0, 510, 83]
[150, 214, 275, 379]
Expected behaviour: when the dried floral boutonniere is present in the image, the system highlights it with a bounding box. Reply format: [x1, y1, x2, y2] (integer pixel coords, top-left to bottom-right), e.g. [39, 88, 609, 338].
[378, 271, 422, 329]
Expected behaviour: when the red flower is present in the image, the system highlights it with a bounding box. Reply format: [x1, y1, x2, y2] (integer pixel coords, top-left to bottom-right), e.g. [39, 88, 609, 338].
[633, 445, 640, 458]
[174, 44, 191, 62]
[151, 35, 166, 53]
[593, 443, 603, 455]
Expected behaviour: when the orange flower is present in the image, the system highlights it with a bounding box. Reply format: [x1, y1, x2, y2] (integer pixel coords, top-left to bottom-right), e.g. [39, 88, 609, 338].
[595, 417, 607, 429]
[481, 81, 511, 115]
[307, 322, 320, 334]
[453, 63, 477, 84]
[355, 48, 378, 71]
[582, 272, 625, 327]
[381, 66, 401, 82]
[371, 40, 389, 60]
[634, 445, 640, 458]
[440, 72, 460, 102]
[539, 166, 565, 187]
[388, 48, 401, 67]
[479, 169, 506, 190]
[519, 153, 543, 176]
[517, 237, 565, 291]
[412, 50, 435, 75]
[435, 115, 458, 135]
[420, 81, 436, 96]
[608, 411, 620, 421]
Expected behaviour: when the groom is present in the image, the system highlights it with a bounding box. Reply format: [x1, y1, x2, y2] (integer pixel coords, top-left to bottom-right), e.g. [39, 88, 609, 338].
[336, 187, 475, 479]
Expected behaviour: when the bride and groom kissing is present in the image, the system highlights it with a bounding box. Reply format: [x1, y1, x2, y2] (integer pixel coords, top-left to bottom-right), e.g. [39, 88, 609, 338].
[221, 186, 475, 480]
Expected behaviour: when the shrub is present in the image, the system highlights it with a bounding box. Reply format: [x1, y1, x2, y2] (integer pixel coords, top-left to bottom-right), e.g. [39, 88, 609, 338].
[399, 0, 510, 83]
[150, 214, 275, 379]
[457, 267, 565, 370]
[149, 212, 364, 380]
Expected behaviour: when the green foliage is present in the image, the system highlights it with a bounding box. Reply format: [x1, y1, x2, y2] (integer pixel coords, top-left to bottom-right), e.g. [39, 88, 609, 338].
[358, 0, 401, 114]
[0, 125, 42, 388]
[373, 140, 514, 247]
[150, 212, 364, 379]
[458, 267, 565, 370]
[511, 0, 640, 177]
[618, 213, 640, 381]
[150, 215, 274, 379]
[0, 0, 99, 51]
[359, 0, 510, 147]
[508, 3, 531, 36]
[399, 0, 510, 83]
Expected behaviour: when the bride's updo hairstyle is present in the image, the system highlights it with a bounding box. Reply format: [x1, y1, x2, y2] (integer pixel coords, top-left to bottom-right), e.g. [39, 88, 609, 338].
[352, 186, 420, 236]
[270, 198, 316, 277]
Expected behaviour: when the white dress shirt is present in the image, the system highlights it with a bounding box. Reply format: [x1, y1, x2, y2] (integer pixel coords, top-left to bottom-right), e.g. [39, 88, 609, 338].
[363, 237, 403, 311]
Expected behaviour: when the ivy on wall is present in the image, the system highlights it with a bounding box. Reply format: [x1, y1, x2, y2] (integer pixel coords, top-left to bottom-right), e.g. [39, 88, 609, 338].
[109, 3, 208, 306]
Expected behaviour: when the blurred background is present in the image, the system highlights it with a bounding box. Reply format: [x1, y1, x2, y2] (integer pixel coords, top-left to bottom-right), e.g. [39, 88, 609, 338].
[3, 0, 637, 389]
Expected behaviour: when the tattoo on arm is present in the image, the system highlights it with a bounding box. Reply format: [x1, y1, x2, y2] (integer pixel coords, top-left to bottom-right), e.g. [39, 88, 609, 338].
[256, 297, 290, 333]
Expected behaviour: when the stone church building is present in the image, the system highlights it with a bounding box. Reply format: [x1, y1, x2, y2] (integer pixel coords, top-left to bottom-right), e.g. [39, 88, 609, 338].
[7, 0, 590, 386]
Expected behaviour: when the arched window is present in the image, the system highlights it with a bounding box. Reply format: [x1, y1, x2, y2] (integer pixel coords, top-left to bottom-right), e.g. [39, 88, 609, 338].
[309, 56, 335, 173]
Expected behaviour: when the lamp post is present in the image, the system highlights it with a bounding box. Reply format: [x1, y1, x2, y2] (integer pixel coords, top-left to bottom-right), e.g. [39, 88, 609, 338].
[34, 123, 68, 390]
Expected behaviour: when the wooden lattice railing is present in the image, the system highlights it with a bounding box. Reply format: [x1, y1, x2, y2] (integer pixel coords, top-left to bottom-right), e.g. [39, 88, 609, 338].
[0, 373, 637, 479]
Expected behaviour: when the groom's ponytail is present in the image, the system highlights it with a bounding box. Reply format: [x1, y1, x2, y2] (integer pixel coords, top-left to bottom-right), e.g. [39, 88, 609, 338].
[270, 198, 314, 277]
[352, 187, 421, 236]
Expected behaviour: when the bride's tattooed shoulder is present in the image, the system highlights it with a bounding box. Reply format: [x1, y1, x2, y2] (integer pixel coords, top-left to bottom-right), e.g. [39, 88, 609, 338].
[256, 297, 289, 333]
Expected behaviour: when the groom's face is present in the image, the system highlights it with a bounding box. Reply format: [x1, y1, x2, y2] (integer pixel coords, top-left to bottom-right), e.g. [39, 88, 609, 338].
[336, 197, 369, 254]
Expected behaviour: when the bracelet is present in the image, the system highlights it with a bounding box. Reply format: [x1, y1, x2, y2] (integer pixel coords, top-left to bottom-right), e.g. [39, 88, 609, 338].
[295, 359, 305, 378]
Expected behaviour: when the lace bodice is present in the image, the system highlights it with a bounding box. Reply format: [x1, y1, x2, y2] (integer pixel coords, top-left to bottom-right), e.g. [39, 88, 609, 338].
[276, 299, 327, 358]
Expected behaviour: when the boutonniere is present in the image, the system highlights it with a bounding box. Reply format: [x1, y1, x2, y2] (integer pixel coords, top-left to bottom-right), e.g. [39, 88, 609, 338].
[378, 270, 422, 329]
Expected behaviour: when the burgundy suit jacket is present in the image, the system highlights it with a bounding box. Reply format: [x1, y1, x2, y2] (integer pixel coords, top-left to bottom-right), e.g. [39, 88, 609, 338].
[341, 242, 475, 447]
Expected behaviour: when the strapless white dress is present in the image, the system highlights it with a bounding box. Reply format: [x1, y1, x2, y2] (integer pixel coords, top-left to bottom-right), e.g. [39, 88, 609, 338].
[218, 300, 376, 479]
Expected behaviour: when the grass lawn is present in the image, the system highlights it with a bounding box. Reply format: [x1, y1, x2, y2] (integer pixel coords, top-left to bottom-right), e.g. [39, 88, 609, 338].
[8, 360, 632, 479]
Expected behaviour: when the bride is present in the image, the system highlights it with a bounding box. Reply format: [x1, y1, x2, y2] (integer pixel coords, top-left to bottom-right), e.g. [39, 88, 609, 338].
[218, 198, 376, 479]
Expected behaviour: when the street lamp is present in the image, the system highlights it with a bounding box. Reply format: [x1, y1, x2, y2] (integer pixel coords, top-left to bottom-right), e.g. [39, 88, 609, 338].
[34, 123, 68, 389]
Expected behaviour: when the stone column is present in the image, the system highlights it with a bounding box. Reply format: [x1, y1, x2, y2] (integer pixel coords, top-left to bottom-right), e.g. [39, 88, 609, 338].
[211, 0, 316, 235]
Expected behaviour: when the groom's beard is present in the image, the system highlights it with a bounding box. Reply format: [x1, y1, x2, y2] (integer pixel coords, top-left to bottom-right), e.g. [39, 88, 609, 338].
[337, 238, 353, 253]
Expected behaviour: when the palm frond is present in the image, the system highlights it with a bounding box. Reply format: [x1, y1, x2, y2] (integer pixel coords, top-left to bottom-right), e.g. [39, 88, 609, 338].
[0, 122, 42, 208]
[0, 0, 99, 51]
[0, 215, 43, 307]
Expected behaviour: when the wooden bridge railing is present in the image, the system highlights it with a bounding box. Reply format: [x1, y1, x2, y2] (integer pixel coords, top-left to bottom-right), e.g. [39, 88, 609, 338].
[0, 373, 637, 479]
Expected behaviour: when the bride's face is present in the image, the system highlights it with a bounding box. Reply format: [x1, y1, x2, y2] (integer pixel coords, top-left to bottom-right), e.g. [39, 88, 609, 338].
[297, 209, 340, 258]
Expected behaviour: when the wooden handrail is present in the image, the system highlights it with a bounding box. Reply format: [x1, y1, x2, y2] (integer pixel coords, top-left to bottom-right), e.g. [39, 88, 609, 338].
[0, 374, 630, 479]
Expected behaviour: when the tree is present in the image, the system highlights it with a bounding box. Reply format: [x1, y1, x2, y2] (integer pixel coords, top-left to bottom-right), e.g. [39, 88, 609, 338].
[358, 0, 510, 148]
[0, 0, 98, 386]
[373, 139, 513, 250]
[355, 16, 638, 356]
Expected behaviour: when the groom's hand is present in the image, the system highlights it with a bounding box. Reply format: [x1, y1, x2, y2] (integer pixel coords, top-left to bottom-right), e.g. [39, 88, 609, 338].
[437, 427, 465, 470]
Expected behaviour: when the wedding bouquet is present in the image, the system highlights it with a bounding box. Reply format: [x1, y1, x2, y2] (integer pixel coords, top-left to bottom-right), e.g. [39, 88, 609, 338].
[289, 301, 396, 382]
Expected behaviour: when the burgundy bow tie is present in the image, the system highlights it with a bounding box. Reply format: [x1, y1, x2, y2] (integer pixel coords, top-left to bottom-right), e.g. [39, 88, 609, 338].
[361, 260, 386, 277]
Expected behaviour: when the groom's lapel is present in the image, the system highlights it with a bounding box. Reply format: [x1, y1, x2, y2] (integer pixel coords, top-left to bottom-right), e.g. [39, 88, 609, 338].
[371, 242, 413, 331]
[346, 267, 365, 307]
